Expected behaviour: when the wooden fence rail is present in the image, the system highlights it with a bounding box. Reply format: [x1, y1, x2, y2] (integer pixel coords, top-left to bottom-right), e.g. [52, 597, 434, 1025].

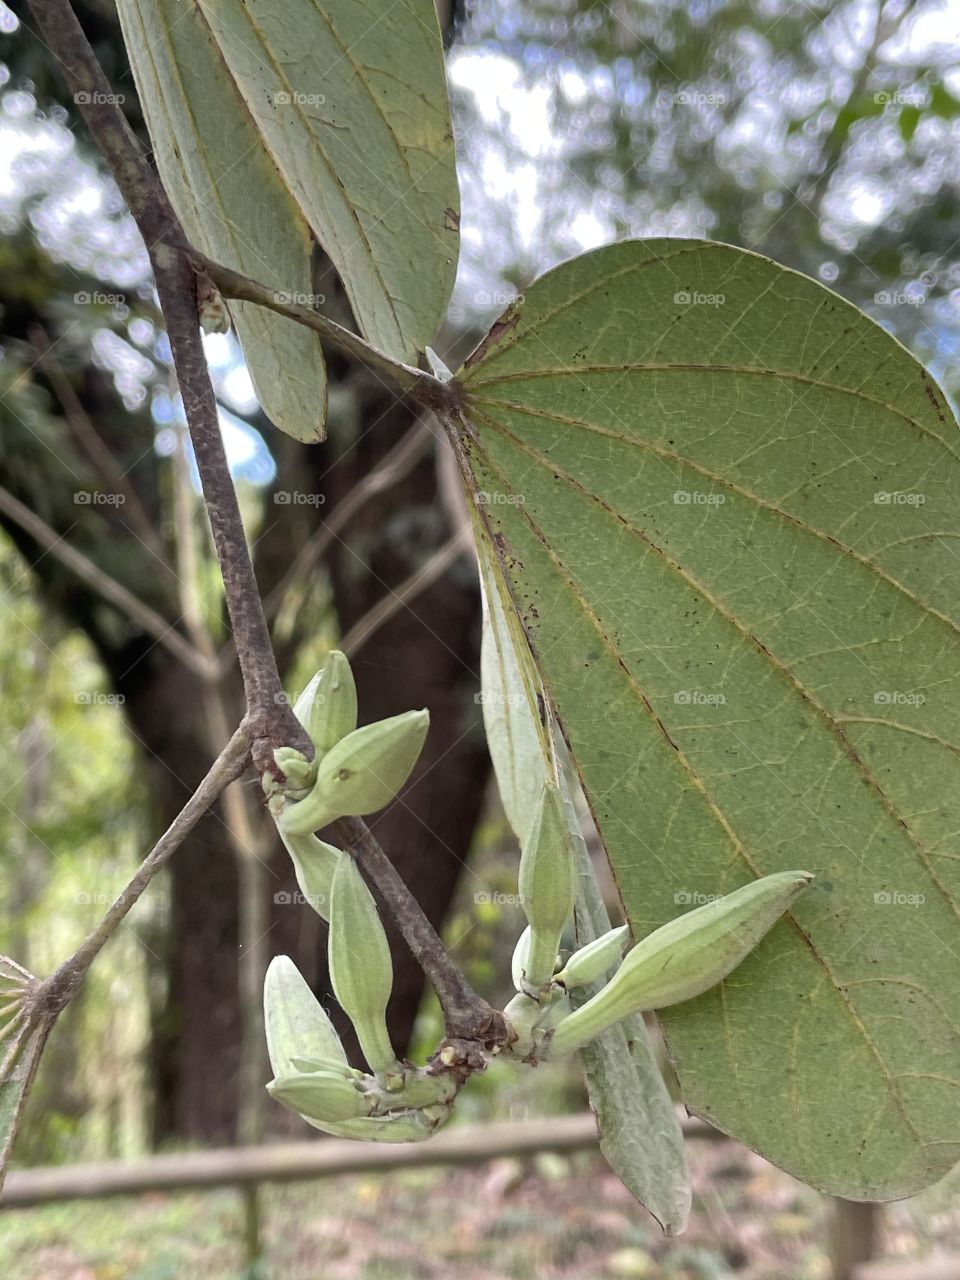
[0, 1112, 913, 1280]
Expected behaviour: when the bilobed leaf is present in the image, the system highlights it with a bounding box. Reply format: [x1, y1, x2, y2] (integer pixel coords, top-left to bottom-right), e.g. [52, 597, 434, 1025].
[459, 237, 960, 1200]
[116, 0, 327, 442]
[476, 526, 554, 840]
[195, 0, 460, 364]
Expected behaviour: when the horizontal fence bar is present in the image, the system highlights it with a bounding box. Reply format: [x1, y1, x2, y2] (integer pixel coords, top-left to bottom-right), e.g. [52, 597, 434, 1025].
[1, 1112, 718, 1209]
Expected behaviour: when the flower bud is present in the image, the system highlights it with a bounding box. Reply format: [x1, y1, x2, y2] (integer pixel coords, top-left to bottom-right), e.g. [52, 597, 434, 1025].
[555, 925, 630, 989]
[279, 829, 341, 920]
[511, 925, 532, 992]
[267, 1069, 373, 1123]
[327, 855, 399, 1077]
[273, 746, 317, 793]
[548, 871, 814, 1058]
[305, 1109, 444, 1143]
[291, 1055, 363, 1078]
[518, 781, 577, 989]
[294, 651, 358, 756]
[263, 955, 348, 1078]
[279, 710, 429, 836]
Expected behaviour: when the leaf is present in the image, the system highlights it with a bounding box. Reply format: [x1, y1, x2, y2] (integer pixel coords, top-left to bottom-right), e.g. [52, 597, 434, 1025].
[476, 525, 554, 840]
[194, 0, 460, 365]
[565, 748, 691, 1235]
[116, 0, 328, 442]
[458, 237, 960, 1200]
[0, 961, 45, 1191]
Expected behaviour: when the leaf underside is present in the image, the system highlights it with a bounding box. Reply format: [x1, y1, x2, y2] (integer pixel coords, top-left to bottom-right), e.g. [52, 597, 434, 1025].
[116, 0, 329, 442]
[460, 237, 960, 1201]
[196, 0, 460, 365]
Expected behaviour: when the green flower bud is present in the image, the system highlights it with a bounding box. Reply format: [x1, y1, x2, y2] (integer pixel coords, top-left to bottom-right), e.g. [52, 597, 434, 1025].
[518, 781, 577, 990]
[548, 871, 814, 1059]
[304, 1109, 443, 1143]
[272, 746, 317, 794]
[267, 1069, 373, 1123]
[279, 710, 429, 836]
[555, 925, 630, 989]
[511, 925, 532, 992]
[263, 955, 348, 1078]
[279, 829, 341, 920]
[294, 651, 358, 756]
[291, 1056, 363, 1079]
[327, 855, 399, 1078]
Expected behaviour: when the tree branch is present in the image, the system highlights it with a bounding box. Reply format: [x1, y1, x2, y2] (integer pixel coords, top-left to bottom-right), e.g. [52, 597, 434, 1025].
[36, 723, 252, 1018]
[340, 529, 470, 658]
[333, 816, 507, 1060]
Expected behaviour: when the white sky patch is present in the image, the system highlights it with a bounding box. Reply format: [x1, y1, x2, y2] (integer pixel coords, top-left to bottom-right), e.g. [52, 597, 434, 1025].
[847, 183, 891, 227]
[221, 364, 258, 414]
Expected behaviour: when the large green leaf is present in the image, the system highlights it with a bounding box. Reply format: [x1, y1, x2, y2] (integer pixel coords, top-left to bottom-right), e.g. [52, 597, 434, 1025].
[116, 0, 327, 442]
[457, 238, 960, 1200]
[194, 0, 459, 364]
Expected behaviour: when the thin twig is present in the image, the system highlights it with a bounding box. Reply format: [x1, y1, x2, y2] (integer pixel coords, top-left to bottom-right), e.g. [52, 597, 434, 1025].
[0, 483, 216, 680]
[36, 723, 252, 1017]
[341, 529, 470, 658]
[262, 420, 432, 625]
[199, 255, 453, 413]
[28, 323, 170, 572]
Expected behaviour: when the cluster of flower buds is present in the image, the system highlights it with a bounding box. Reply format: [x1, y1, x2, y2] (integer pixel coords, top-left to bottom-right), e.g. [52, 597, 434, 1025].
[264, 652, 813, 1138]
[501, 780, 814, 1060]
[263, 654, 453, 1139]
